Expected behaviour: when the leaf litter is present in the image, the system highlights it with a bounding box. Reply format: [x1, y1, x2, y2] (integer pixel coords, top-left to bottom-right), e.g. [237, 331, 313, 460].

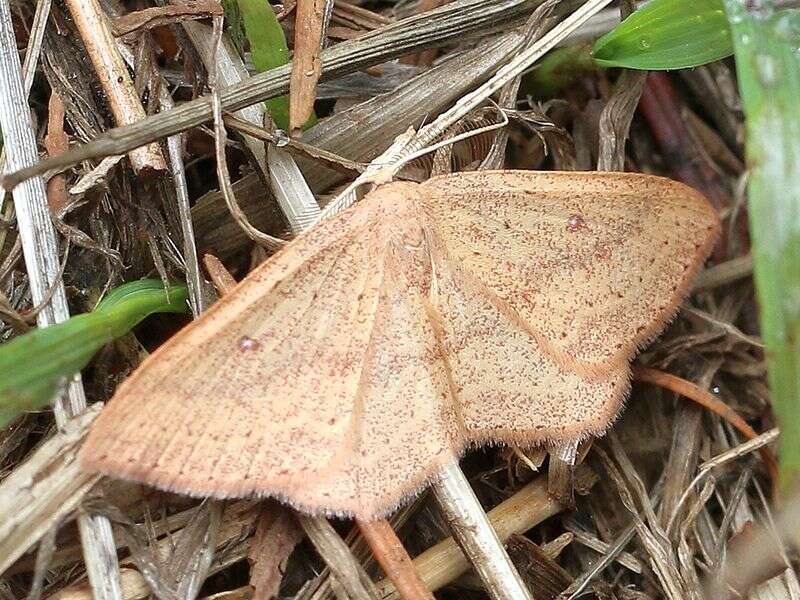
[0, 0, 790, 599]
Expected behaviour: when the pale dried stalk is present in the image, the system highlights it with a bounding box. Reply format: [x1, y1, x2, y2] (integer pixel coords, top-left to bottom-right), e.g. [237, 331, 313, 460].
[431, 463, 533, 600]
[4, 0, 542, 187]
[0, 2, 122, 595]
[267, 145, 322, 232]
[320, 0, 616, 218]
[159, 88, 205, 316]
[187, 19, 322, 236]
[562, 520, 643, 573]
[692, 254, 754, 291]
[64, 0, 165, 173]
[566, 522, 636, 599]
[297, 515, 380, 600]
[0, 406, 101, 575]
[0, 0, 50, 262]
[377, 473, 563, 599]
[290, 0, 331, 133]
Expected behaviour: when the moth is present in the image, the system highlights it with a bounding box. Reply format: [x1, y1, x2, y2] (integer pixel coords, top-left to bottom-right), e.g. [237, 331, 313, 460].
[81, 171, 719, 519]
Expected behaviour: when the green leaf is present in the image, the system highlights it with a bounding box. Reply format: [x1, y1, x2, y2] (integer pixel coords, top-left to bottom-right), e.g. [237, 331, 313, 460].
[0, 280, 189, 428]
[227, 0, 316, 130]
[724, 1, 800, 490]
[592, 0, 733, 69]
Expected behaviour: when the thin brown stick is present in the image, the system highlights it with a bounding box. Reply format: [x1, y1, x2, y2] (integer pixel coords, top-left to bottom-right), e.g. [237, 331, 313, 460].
[203, 254, 238, 295]
[3, 0, 542, 190]
[356, 519, 435, 600]
[64, 0, 166, 174]
[632, 366, 778, 485]
[290, 0, 329, 134]
[43, 91, 69, 214]
[112, 1, 222, 37]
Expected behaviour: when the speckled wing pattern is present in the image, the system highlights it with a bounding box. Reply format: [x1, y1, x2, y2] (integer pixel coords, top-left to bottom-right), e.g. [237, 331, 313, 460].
[81, 171, 719, 518]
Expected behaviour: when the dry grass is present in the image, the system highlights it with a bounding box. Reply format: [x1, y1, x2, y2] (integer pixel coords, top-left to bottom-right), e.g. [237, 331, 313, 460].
[0, 0, 790, 598]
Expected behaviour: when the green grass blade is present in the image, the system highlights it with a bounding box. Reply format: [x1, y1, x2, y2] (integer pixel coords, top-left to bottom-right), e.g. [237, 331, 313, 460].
[724, 0, 800, 489]
[224, 0, 316, 130]
[0, 280, 189, 428]
[593, 0, 732, 69]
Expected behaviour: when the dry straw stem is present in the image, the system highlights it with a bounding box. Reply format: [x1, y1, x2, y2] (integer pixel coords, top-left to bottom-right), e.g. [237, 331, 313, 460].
[0, 1, 122, 595]
[64, 0, 165, 173]
[0, 0, 49, 225]
[377, 473, 564, 598]
[2, 0, 545, 188]
[0, 405, 101, 575]
[290, 0, 330, 134]
[431, 463, 534, 600]
[692, 253, 753, 291]
[319, 0, 616, 218]
[632, 365, 779, 483]
[159, 87, 205, 316]
[296, 515, 380, 600]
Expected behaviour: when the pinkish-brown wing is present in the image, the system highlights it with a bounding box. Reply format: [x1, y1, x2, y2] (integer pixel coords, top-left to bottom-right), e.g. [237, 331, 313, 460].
[424, 245, 630, 446]
[420, 171, 719, 368]
[81, 182, 463, 518]
[82, 190, 383, 511]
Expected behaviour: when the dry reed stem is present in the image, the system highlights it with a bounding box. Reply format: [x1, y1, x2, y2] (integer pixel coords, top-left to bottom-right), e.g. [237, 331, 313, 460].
[64, 0, 165, 174]
[297, 515, 380, 600]
[377, 473, 563, 598]
[431, 463, 533, 600]
[0, 405, 101, 575]
[0, 2, 123, 593]
[632, 365, 779, 484]
[355, 518, 435, 600]
[692, 254, 753, 291]
[290, 0, 329, 134]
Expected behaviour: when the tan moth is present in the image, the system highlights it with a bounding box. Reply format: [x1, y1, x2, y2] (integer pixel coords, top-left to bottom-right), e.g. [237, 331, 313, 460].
[81, 171, 719, 519]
